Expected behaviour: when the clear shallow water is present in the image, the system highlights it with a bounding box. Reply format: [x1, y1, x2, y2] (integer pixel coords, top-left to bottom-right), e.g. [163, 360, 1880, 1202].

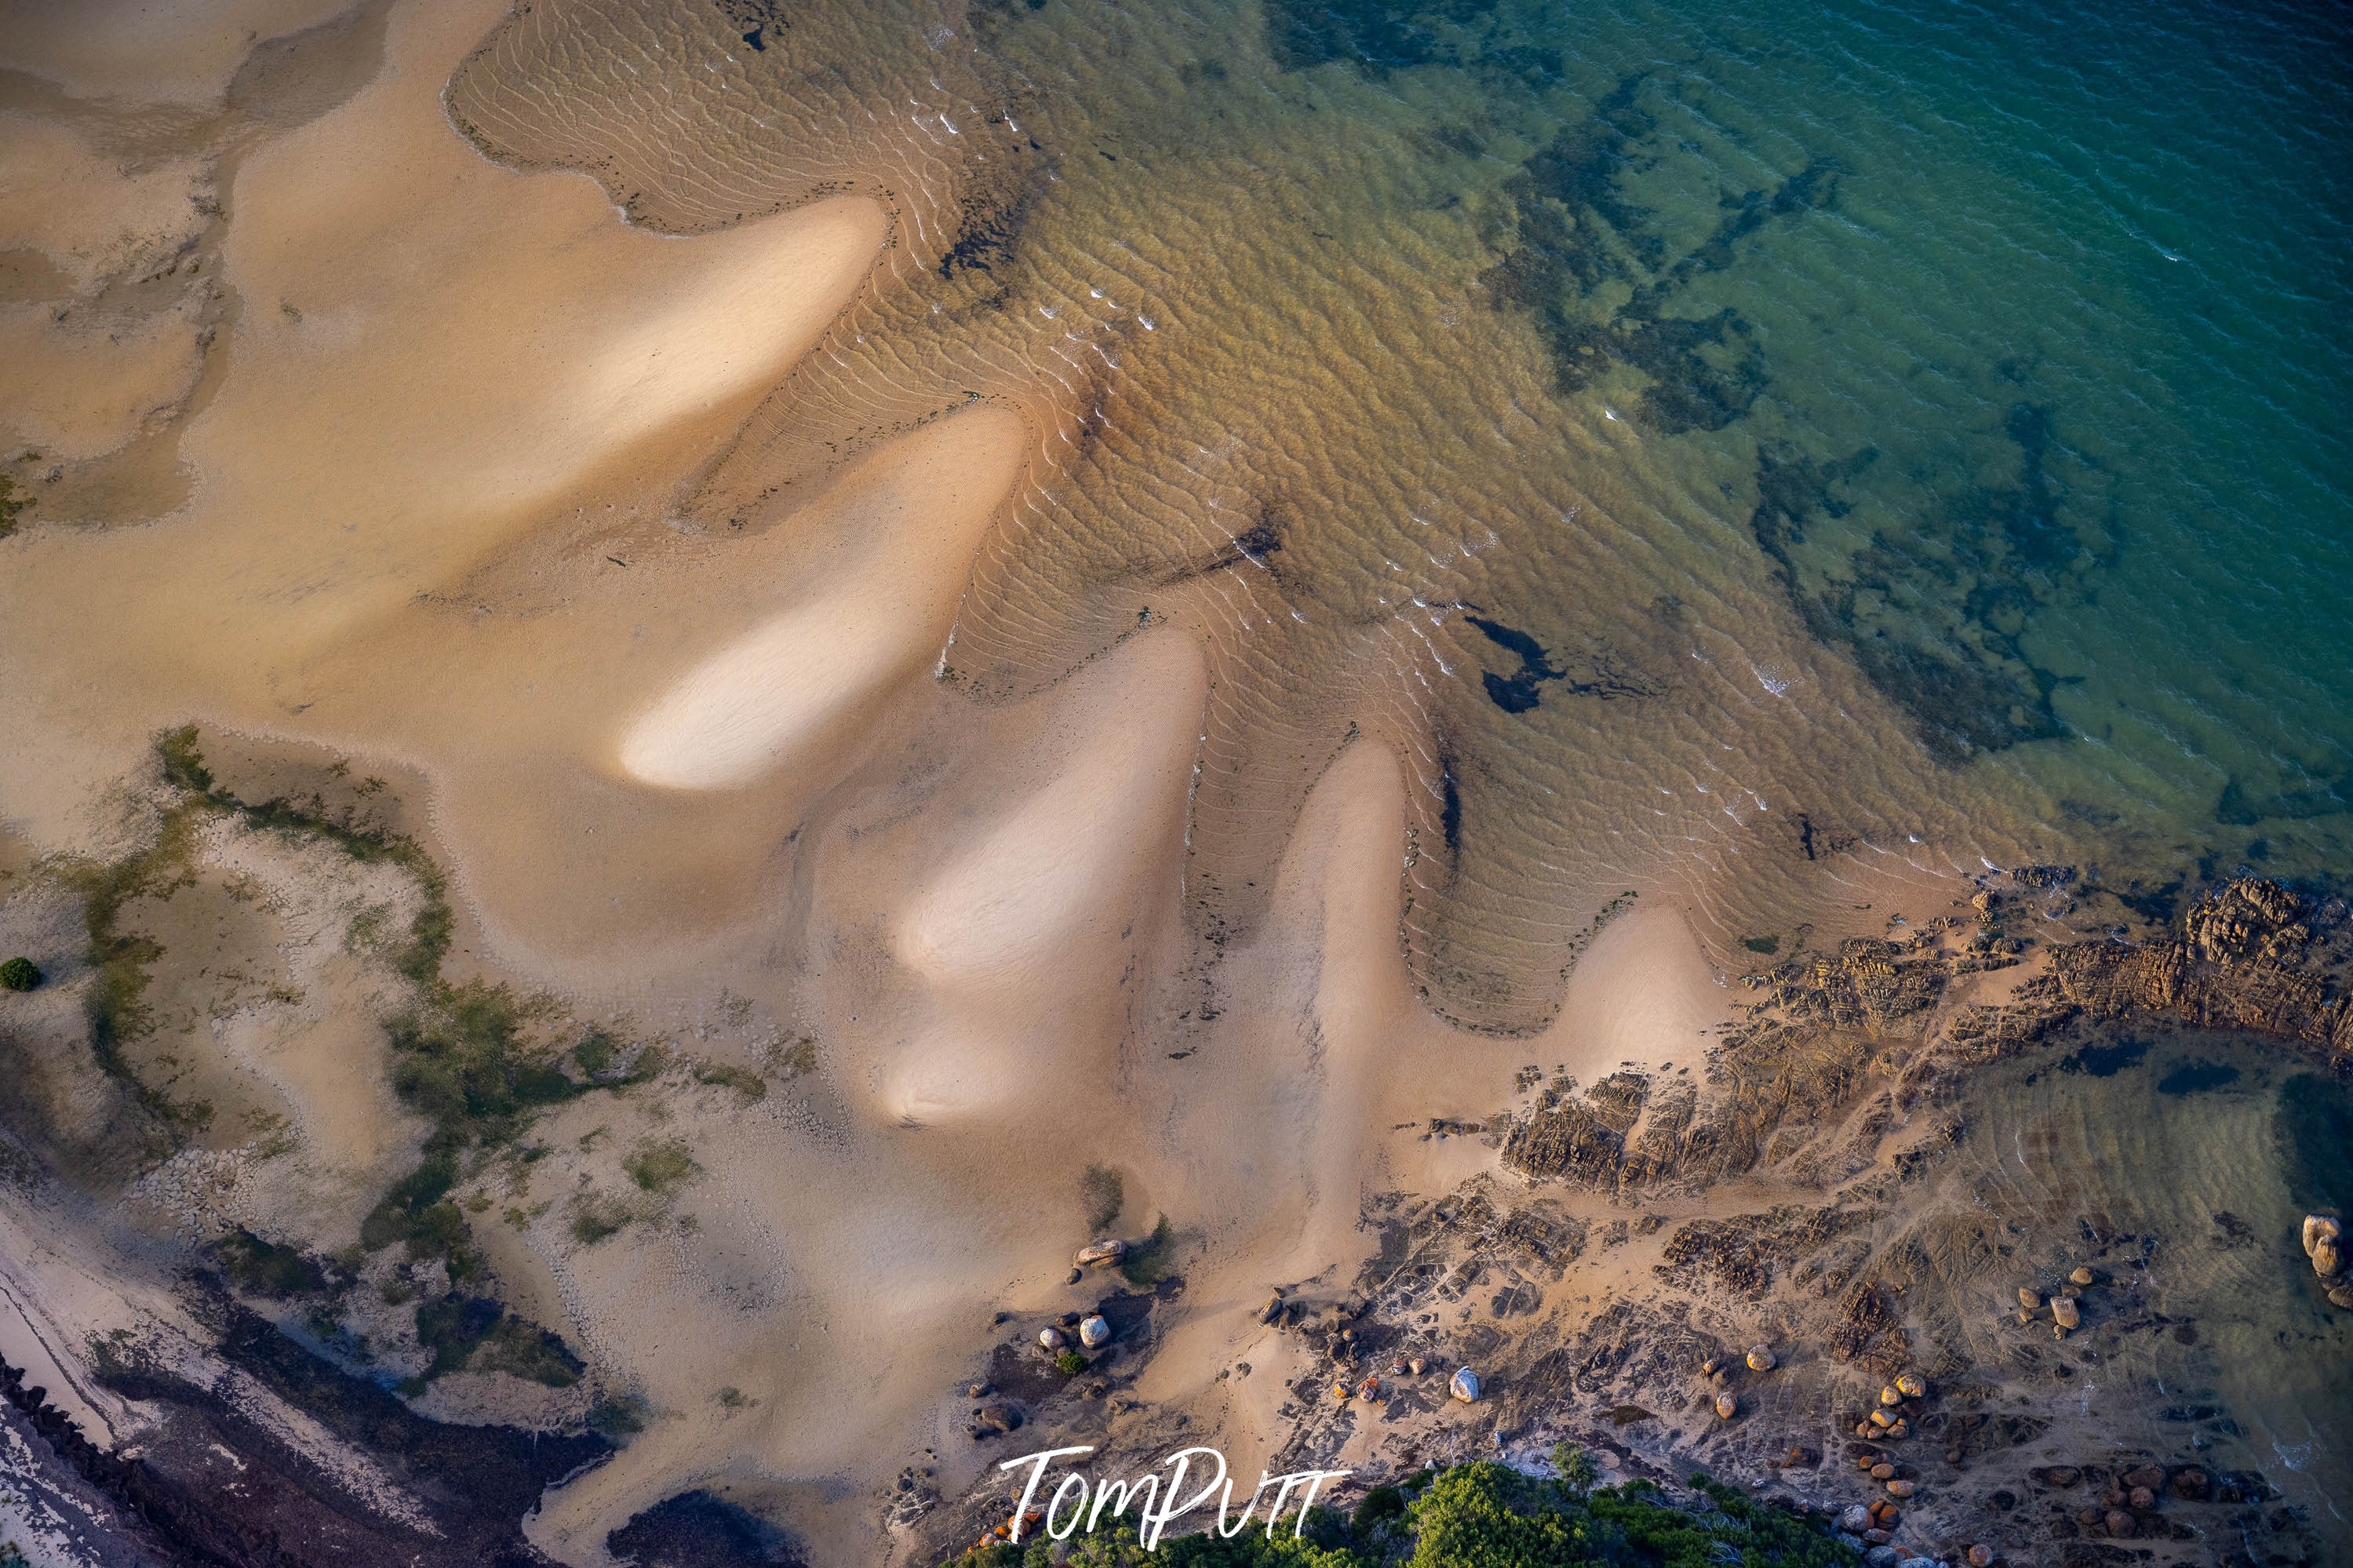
[451, 0, 2351, 1022]
[1937, 1031, 2353, 1552]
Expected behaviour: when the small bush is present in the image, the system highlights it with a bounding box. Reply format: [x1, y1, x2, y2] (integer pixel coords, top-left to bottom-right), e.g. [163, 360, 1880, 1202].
[570, 1190, 633, 1244]
[1120, 1214, 1175, 1286]
[215, 1228, 326, 1297]
[1054, 1349, 1089, 1376]
[587, 1396, 646, 1437]
[692, 1060, 767, 1101]
[0, 957, 40, 992]
[624, 1137, 697, 1193]
[1081, 1163, 1124, 1232]
[474, 1315, 584, 1387]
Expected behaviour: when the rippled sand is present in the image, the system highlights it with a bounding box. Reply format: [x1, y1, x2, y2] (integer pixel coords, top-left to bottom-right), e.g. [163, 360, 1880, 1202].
[0, 1, 2344, 1564]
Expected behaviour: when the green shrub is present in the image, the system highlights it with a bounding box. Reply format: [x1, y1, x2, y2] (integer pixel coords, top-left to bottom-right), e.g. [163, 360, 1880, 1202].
[474, 1314, 585, 1387]
[1054, 1349, 1089, 1376]
[692, 1060, 767, 1101]
[624, 1137, 697, 1193]
[0, 956, 40, 991]
[215, 1228, 327, 1297]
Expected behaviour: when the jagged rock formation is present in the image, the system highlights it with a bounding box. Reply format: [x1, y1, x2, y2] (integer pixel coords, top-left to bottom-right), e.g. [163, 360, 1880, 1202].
[1506, 876, 2351, 1198]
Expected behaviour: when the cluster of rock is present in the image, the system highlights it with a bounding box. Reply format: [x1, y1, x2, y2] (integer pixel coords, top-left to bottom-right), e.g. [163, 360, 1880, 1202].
[2030, 1461, 2220, 1540]
[2014, 1264, 2099, 1337]
[1849, 1369, 1930, 1442]
[2305, 1212, 2351, 1308]
[1695, 1341, 1782, 1421]
[1830, 1373, 2003, 1568]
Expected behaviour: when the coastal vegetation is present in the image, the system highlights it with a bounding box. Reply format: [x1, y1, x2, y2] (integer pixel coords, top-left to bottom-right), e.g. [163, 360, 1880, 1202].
[104, 728, 649, 1384]
[942, 1457, 1856, 1566]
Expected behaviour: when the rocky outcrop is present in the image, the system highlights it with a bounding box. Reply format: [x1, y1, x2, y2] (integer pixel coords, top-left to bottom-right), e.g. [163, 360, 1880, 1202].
[2045, 881, 2352, 1052]
[1506, 878, 2351, 1201]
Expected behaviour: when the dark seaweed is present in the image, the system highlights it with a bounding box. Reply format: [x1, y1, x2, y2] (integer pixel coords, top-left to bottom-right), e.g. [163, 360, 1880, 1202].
[2157, 1058, 2242, 1095]
[1438, 747, 1464, 853]
[1262, 0, 1499, 77]
[1464, 613, 1656, 712]
[2057, 1036, 2149, 1078]
[2217, 765, 2351, 826]
[609, 1491, 803, 1566]
[1747, 403, 2105, 762]
[2274, 1070, 2353, 1218]
[1481, 75, 1838, 434]
[711, 1, 788, 53]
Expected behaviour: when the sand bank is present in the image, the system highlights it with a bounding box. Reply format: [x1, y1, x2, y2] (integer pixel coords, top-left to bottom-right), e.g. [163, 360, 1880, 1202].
[0, 0, 353, 107]
[618, 406, 1028, 793]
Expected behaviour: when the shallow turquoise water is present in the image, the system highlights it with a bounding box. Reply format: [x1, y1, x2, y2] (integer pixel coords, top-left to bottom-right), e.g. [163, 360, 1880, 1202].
[1264, 0, 2353, 870]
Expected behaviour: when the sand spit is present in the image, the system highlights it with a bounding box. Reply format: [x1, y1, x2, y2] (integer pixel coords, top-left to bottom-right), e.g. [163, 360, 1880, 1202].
[618, 406, 1028, 794]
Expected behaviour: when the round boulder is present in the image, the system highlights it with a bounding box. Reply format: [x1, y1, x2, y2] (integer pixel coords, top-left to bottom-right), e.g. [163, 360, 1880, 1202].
[1449, 1366, 1481, 1403]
